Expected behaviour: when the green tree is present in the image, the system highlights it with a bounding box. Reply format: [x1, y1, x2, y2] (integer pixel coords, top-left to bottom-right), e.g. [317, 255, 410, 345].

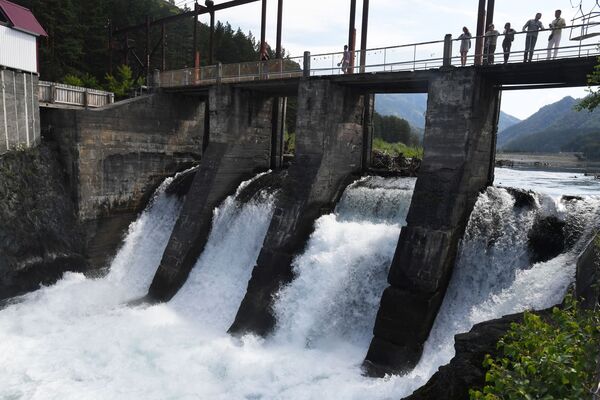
[576, 56, 600, 112]
[105, 65, 138, 98]
[373, 112, 420, 146]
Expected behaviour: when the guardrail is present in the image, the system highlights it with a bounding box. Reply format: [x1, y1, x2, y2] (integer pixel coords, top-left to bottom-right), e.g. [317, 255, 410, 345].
[38, 81, 115, 108]
[157, 22, 600, 89]
[157, 57, 305, 88]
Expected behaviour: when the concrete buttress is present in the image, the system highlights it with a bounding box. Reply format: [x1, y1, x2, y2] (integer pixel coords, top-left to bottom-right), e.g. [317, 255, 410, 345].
[148, 86, 274, 301]
[228, 79, 366, 336]
[364, 68, 500, 375]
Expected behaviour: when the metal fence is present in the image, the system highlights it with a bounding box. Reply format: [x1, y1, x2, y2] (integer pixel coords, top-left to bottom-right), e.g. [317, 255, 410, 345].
[157, 22, 600, 88]
[38, 81, 115, 108]
[158, 57, 305, 88]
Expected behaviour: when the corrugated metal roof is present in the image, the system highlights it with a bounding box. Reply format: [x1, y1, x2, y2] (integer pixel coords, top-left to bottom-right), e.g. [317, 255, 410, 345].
[0, 0, 47, 37]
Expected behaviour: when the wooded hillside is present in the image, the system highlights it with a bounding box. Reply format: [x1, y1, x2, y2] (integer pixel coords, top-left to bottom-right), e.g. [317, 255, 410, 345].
[13, 0, 262, 83]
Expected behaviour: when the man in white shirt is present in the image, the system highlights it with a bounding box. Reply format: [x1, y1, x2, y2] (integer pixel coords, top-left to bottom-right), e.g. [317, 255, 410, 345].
[547, 9, 567, 60]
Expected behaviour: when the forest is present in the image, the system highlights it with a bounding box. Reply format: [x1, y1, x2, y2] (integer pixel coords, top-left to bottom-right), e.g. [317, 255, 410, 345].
[13, 0, 263, 85]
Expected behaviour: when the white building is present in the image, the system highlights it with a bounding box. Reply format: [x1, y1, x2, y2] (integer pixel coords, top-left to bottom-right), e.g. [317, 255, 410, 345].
[0, 0, 47, 73]
[0, 0, 46, 154]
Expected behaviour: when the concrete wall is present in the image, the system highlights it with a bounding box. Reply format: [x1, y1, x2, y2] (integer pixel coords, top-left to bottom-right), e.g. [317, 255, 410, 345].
[148, 85, 275, 301]
[43, 93, 204, 222]
[0, 69, 40, 154]
[42, 93, 204, 268]
[365, 68, 500, 375]
[229, 79, 366, 336]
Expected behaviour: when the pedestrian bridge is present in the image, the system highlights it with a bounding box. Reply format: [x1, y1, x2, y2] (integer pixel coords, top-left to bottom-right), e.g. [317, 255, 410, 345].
[156, 24, 599, 92]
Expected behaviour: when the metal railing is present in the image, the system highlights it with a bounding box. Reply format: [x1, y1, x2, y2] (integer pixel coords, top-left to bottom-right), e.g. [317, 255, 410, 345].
[38, 81, 115, 108]
[157, 22, 600, 88]
[158, 57, 305, 88]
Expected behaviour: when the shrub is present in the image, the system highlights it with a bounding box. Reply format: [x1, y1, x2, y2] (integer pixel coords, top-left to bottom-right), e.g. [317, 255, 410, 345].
[372, 137, 424, 159]
[470, 296, 599, 400]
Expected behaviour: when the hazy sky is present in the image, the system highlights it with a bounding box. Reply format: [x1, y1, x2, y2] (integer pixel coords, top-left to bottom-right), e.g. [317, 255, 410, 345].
[181, 0, 596, 119]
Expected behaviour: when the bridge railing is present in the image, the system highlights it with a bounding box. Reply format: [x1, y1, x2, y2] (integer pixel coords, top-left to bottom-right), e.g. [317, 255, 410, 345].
[158, 56, 305, 88]
[39, 81, 115, 108]
[157, 22, 600, 88]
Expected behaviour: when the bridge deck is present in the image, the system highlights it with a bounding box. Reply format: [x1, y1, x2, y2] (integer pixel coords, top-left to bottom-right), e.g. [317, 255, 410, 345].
[165, 56, 597, 96]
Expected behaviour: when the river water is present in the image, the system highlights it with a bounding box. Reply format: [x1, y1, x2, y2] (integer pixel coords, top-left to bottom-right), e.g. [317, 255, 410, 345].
[0, 168, 598, 399]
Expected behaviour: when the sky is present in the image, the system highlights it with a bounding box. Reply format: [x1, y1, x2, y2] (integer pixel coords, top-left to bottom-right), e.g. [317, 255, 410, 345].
[179, 0, 597, 119]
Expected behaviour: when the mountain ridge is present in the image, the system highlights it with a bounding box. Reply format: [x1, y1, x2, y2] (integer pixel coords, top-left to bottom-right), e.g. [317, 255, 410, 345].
[375, 93, 521, 135]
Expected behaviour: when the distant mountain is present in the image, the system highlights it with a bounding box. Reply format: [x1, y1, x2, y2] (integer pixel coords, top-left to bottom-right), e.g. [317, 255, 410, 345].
[499, 96, 600, 151]
[375, 94, 428, 130]
[375, 94, 521, 134]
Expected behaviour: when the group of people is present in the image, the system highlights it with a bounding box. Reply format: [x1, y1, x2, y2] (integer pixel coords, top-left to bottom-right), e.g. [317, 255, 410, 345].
[458, 9, 567, 66]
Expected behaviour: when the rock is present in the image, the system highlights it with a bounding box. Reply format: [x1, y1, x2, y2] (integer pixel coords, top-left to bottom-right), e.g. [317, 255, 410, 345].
[528, 216, 566, 263]
[576, 233, 600, 309]
[505, 187, 536, 209]
[403, 313, 525, 400]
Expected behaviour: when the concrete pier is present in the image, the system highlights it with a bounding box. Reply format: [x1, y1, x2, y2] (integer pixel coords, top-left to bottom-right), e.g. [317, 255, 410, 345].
[229, 79, 367, 336]
[148, 86, 275, 302]
[365, 68, 500, 374]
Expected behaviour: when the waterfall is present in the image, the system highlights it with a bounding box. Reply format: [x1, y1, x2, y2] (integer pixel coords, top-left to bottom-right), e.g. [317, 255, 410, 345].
[408, 186, 600, 384]
[171, 175, 277, 332]
[0, 169, 598, 400]
[272, 177, 415, 350]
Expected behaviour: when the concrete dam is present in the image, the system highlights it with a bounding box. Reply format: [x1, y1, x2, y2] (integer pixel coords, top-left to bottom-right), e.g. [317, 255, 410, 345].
[1, 58, 599, 398]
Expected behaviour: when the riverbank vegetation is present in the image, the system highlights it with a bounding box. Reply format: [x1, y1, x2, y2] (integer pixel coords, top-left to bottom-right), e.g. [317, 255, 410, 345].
[470, 295, 600, 400]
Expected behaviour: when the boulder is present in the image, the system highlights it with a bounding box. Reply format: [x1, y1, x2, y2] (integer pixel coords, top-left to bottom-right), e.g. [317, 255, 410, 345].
[576, 233, 600, 310]
[528, 216, 566, 263]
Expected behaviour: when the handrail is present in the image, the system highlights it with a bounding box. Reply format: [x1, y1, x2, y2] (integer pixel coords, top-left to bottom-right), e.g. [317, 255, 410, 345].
[38, 81, 115, 108]
[157, 22, 600, 88]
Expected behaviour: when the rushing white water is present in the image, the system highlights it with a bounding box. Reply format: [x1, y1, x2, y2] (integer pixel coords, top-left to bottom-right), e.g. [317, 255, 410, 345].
[411, 186, 600, 383]
[272, 177, 415, 350]
[0, 169, 598, 399]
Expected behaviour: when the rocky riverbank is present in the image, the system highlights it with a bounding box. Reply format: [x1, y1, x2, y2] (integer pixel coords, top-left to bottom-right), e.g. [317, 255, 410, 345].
[496, 152, 600, 174]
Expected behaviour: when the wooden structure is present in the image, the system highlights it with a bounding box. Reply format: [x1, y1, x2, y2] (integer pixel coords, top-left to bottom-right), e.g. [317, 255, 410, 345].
[38, 82, 115, 109]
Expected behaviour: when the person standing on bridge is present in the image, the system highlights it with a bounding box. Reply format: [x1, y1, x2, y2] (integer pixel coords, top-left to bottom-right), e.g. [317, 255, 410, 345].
[484, 24, 500, 65]
[502, 23, 517, 63]
[547, 10, 566, 60]
[523, 13, 544, 62]
[338, 45, 350, 74]
[458, 27, 472, 67]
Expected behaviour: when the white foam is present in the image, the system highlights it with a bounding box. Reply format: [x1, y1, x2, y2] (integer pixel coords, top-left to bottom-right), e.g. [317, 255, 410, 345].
[1, 171, 598, 399]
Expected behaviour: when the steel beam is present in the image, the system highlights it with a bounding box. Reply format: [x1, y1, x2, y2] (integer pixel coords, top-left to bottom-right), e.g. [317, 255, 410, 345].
[260, 0, 267, 59]
[276, 0, 283, 58]
[113, 0, 260, 36]
[359, 0, 369, 73]
[475, 0, 486, 65]
[348, 0, 357, 72]
[486, 0, 495, 32]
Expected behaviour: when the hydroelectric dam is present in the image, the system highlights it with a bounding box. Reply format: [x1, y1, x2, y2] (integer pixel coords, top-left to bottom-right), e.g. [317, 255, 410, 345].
[36, 54, 598, 379]
[1, 0, 600, 398]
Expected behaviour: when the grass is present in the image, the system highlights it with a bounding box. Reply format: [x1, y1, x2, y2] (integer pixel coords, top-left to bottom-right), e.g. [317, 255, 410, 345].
[373, 137, 424, 159]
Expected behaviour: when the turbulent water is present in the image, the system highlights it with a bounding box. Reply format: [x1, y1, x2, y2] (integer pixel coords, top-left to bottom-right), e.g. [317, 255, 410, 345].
[0, 169, 599, 399]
